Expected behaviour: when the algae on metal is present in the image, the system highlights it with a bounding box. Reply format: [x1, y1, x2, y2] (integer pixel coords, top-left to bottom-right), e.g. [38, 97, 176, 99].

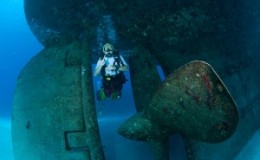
[12, 1, 105, 159]
[129, 46, 170, 159]
[129, 46, 161, 112]
[12, 42, 105, 159]
[24, 0, 103, 46]
[119, 60, 239, 143]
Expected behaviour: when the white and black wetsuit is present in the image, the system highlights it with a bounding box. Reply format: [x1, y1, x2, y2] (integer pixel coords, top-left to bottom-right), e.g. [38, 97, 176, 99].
[103, 55, 127, 76]
[100, 53, 127, 98]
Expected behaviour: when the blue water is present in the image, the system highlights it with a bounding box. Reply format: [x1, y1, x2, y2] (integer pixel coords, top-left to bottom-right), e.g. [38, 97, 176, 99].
[0, 0, 43, 118]
[0, 1, 42, 159]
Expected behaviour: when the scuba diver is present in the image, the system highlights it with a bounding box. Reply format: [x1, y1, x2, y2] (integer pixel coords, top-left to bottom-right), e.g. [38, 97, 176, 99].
[94, 43, 128, 100]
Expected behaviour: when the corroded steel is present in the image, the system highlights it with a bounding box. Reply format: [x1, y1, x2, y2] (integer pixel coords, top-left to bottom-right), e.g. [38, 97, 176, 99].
[12, 42, 104, 160]
[119, 60, 239, 143]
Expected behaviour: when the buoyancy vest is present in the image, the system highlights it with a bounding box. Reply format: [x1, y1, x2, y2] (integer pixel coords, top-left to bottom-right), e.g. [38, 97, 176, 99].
[100, 50, 126, 77]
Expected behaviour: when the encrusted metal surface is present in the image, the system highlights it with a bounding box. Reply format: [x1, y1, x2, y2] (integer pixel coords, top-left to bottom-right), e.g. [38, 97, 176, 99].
[119, 60, 238, 143]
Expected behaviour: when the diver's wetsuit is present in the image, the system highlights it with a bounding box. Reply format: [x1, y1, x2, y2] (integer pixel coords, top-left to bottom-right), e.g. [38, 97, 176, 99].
[100, 52, 127, 99]
[102, 72, 126, 98]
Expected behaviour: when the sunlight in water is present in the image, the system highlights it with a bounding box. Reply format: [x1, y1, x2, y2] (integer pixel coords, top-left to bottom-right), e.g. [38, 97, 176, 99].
[0, 119, 14, 160]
